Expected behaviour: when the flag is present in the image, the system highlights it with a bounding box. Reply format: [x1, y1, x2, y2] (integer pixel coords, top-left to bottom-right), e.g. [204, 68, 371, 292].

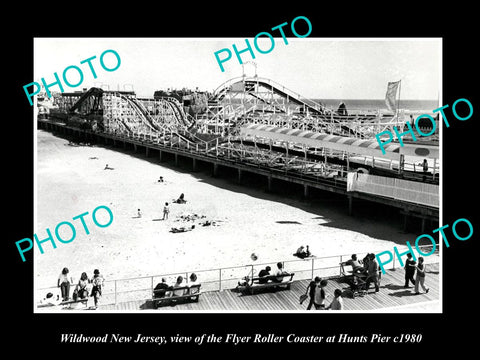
[385, 80, 401, 112]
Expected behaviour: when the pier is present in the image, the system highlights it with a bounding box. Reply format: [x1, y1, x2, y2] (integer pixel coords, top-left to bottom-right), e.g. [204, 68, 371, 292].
[38, 118, 439, 229]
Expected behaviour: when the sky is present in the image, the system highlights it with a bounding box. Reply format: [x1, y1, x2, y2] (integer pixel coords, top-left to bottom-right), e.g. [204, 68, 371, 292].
[34, 37, 441, 100]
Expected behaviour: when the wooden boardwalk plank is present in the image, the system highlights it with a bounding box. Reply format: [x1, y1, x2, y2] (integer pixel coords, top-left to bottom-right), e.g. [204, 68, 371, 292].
[99, 263, 440, 312]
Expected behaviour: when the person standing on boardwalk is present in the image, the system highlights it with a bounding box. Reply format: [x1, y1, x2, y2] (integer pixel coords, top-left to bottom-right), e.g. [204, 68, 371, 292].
[75, 272, 90, 299]
[404, 253, 416, 288]
[414, 257, 430, 295]
[326, 289, 343, 310]
[90, 269, 104, 309]
[163, 202, 170, 220]
[422, 159, 429, 173]
[304, 276, 321, 310]
[57, 267, 73, 301]
[314, 279, 328, 310]
[365, 253, 380, 293]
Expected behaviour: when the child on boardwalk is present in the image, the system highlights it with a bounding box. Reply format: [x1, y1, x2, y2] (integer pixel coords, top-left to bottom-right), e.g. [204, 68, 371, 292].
[326, 289, 343, 310]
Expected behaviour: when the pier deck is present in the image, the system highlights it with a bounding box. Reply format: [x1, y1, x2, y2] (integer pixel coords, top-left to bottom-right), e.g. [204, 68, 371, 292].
[98, 263, 440, 312]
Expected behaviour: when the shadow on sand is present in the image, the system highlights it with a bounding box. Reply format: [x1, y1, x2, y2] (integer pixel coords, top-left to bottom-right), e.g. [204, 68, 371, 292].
[43, 129, 432, 246]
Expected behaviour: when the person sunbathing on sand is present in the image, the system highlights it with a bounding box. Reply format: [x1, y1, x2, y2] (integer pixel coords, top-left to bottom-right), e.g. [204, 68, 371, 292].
[170, 225, 195, 233]
[104, 164, 114, 170]
[174, 193, 186, 204]
[295, 245, 311, 259]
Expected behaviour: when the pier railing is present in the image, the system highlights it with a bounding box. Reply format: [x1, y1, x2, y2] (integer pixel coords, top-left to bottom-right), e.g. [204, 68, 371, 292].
[98, 128, 438, 184]
[35, 244, 439, 307]
[347, 172, 439, 208]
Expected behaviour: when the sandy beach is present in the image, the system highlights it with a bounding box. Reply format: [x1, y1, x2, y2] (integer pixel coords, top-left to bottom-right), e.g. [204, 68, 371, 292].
[35, 129, 419, 293]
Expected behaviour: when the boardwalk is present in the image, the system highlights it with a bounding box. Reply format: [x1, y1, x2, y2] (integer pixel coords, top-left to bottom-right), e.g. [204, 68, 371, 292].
[98, 263, 440, 312]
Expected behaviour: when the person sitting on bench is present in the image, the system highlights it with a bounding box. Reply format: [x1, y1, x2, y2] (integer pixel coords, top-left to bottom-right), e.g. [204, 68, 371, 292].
[188, 273, 200, 300]
[345, 254, 364, 273]
[173, 276, 186, 296]
[272, 262, 288, 283]
[154, 278, 172, 298]
[257, 266, 271, 284]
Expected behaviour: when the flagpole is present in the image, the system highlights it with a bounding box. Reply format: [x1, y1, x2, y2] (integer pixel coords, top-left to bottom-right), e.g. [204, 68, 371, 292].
[396, 79, 401, 117]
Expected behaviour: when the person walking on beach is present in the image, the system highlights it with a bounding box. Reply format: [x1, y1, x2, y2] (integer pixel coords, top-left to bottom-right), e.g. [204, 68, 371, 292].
[58, 267, 73, 301]
[414, 257, 429, 295]
[163, 202, 170, 220]
[404, 253, 416, 288]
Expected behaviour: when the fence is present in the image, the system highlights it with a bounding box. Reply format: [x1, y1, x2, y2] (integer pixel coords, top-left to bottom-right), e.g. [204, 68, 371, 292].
[35, 244, 439, 307]
[347, 172, 439, 208]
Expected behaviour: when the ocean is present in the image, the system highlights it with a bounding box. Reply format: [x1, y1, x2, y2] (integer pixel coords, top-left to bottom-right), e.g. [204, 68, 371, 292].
[315, 99, 439, 112]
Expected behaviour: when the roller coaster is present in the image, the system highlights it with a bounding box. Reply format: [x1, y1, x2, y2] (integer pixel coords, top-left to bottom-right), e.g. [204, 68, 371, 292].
[41, 75, 440, 185]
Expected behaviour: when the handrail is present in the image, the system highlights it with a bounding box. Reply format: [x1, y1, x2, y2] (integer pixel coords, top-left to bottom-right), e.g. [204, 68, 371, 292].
[35, 244, 439, 307]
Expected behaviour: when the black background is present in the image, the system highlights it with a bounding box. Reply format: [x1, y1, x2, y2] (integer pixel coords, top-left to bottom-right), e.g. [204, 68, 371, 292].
[6, 3, 478, 354]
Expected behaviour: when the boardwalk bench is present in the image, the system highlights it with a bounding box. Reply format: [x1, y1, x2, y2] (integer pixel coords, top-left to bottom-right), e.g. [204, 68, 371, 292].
[237, 273, 295, 295]
[152, 284, 201, 308]
[340, 262, 356, 278]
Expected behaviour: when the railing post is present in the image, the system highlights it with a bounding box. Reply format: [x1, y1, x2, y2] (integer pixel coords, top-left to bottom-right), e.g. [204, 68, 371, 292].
[219, 269, 222, 291]
[339, 255, 343, 276]
[311, 258, 315, 279]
